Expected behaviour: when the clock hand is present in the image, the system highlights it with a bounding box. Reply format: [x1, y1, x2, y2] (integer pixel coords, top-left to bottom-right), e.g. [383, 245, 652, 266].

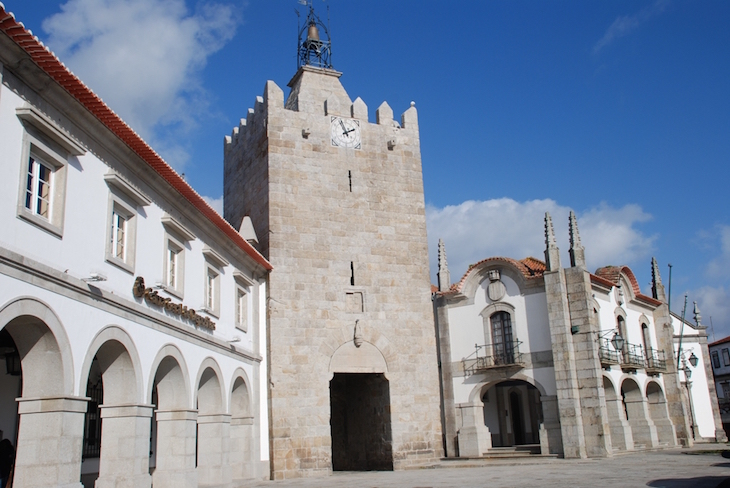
[340, 120, 347, 133]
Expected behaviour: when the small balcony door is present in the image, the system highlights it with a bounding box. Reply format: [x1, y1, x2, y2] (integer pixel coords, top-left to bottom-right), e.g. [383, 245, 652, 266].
[491, 312, 514, 364]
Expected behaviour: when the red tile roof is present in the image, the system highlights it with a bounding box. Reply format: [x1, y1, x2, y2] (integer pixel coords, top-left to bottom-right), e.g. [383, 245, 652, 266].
[445, 256, 546, 295]
[0, 6, 272, 271]
[709, 335, 730, 348]
[593, 265, 661, 306]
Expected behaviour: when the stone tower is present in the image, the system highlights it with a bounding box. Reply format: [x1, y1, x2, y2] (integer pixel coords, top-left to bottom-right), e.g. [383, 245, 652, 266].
[223, 13, 442, 478]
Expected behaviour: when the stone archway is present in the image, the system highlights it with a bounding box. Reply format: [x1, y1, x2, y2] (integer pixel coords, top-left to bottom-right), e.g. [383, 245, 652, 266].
[603, 376, 633, 450]
[195, 360, 231, 488]
[646, 381, 677, 446]
[80, 327, 150, 488]
[229, 372, 254, 482]
[621, 378, 658, 449]
[0, 298, 85, 488]
[481, 380, 542, 449]
[149, 346, 195, 488]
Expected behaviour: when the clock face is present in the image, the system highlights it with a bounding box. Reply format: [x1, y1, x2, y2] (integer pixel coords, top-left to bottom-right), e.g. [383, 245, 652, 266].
[331, 116, 361, 149]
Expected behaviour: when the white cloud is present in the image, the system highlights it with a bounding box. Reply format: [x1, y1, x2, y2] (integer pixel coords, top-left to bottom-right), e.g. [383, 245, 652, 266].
[426, 198, 656, 285]
[41, 0, 240, 169]
[593, 0, 669, 55]
[689, 286, 730, 342]
[202, 194, 223, 216]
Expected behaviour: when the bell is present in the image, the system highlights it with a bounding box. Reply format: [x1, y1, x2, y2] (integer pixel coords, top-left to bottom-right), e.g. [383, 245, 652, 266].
[307, 22, 320, 41]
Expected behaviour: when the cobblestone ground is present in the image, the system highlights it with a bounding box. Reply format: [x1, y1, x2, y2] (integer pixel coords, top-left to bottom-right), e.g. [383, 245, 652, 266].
[245, 446, 730, 488]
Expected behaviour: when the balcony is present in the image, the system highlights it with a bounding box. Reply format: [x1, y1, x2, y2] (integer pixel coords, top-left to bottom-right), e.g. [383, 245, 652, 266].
[599, 338, 620, 368]
[620, 343, 646, 373]
[645, 348, 668, 375]
[462, 342, 524, 377]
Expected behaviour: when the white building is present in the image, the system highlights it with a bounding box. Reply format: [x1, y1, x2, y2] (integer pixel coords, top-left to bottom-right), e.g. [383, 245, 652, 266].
[434, 212, 725, 459]
[0, 6, 271, 488]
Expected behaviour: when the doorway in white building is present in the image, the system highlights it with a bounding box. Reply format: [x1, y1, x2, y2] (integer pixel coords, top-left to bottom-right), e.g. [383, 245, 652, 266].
[482, 380, 542, 447]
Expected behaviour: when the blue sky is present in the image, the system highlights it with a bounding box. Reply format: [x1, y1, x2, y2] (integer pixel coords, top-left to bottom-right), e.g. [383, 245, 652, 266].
[6, 0, 730, 337]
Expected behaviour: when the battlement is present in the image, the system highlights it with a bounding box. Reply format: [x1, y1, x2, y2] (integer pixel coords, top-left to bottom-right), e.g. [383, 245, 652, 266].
[224, 76, 418, 151]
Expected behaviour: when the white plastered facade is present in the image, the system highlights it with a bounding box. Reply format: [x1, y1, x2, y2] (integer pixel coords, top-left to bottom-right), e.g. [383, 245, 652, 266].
[0, 26, 270, 488]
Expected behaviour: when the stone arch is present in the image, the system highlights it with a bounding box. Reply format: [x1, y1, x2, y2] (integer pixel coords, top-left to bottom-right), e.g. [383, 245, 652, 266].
[194, 358, 226, 415]
[229, 369, 254, 481]
[79, 325, 143, 404]
[148, 344, 191, 409]
[479, 301, 516, 318]
[603, 374, 633, 450]
[81, 327, 152, 487]
[0, 297, 74, 396]
[329, 340, 388, 373]
[230, 369, 252, 418]
[0, 297, 85, 487]
[621, 376, 658, 449]
[319, 322, 397, 371]
[149, 345, 196, 487]
[195, 358, 231, 486]
[646, 380, 677, 446]
[468, 373, 548, 405]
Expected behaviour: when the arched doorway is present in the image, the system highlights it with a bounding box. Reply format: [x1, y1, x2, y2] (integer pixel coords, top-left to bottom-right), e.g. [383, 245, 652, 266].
[80, 331, 150, 488]
[603, 376, 633, 450]
[646, 381, 677, 446]
[230, 374, 254, 481]
[482, 380, 542, 448]
[0, 299, 85, 488]
[149, 349, 195, 488]
[620, 378, 658, 449]
[330, 373, 393, 471]
[196, 362, 231, 487]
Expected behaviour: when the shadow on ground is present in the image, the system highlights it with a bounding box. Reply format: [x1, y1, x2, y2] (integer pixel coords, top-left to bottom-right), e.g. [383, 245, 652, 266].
[648, 476, 730, 488]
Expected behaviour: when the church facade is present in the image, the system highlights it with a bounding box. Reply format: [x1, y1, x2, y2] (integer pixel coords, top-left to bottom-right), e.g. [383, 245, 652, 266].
[0, 7, 271, 488]
[433, 212, 726, 458]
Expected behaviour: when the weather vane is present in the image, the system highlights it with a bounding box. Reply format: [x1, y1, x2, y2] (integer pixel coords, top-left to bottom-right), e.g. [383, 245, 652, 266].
[295, 0, 332, 69]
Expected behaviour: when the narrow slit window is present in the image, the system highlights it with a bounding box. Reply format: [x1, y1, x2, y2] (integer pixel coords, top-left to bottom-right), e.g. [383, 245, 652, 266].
[348, 170, 352, 192]
[350, 261, 355, 286]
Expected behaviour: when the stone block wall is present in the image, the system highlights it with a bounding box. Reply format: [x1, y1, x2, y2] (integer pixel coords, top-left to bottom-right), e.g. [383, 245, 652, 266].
[224, 66, 443, 479]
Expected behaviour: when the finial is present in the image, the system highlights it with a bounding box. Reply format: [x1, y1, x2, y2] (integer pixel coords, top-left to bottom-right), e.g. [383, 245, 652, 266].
[651, 257, 666, 302]
[568, 210, 586, 269]
[544, 212, 561, 271]
[437, 239, 451, 292]
[410, 101, 416, 107]
[693, 301, 702, 326]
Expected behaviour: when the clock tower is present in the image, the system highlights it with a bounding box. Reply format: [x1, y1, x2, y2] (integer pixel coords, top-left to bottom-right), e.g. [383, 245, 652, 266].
[223, 6, 443, 478]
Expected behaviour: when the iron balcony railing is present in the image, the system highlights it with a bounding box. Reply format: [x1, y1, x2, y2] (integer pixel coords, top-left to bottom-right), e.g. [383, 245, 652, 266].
[621, 342, 646, 371]
[599, 338, 620, 366]
[645, 347, 667, 373]
[462, 341, 524, 377]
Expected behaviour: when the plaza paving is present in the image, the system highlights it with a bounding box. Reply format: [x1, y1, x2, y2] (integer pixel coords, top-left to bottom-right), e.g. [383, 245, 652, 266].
[246, 445, 730, 488]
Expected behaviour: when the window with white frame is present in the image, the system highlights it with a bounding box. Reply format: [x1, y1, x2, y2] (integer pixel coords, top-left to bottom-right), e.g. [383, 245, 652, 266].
[713, 351, 721, 369]
[105, 197, 137, 273]
[163, 236, 185, 298]
[235, 285, 248, 332]
[16, 106, 82, 237]
[723, 348, 730, 367]
[205, 265, 220, 317]
[25, 155, 53, 219]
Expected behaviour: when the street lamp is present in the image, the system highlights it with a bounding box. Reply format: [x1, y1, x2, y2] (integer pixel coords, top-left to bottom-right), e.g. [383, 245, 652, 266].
[611, 332, 625, 351]
[688, 352, 698, 368]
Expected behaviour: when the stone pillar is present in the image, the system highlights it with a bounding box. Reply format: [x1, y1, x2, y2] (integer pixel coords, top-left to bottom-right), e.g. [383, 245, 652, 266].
[544, 268, 587, 458]
[95, 404, 153, 488]
[13, 396, 87, 488]
[624, 398, 659, 448]
[540, 395, 564, 455]
[152, 409, 198, 488]
[606, 398, 634, 451]
[197, 414, 232, 488]
[230, 416, 254, 481]
[697, 335, 729, 442]
[456, 403, 491, 457]
[433, 295, 457, 458]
